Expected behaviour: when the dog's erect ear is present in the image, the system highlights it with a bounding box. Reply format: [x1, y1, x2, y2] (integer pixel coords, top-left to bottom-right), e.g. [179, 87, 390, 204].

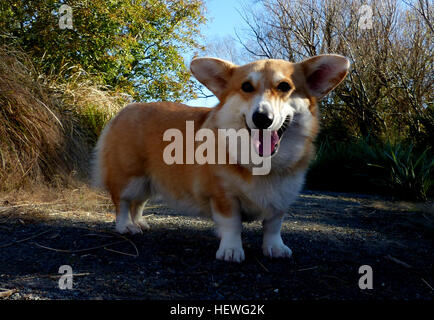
[190, 57, 236, 99]
[300, 54, 350, 99]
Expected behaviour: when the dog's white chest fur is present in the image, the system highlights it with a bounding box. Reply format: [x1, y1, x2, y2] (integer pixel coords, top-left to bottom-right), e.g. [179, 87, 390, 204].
[248, 172, 305, 213]
[219, 169, 305, 220]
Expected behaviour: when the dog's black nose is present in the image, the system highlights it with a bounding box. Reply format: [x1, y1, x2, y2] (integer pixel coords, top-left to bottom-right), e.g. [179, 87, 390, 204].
[252, 110, 274, 129]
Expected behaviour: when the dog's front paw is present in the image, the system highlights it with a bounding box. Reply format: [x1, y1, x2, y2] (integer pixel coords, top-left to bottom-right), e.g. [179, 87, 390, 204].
[216, 245, 245, 263]
[116, 222, 143, 235]
[263, 237, 292, 259]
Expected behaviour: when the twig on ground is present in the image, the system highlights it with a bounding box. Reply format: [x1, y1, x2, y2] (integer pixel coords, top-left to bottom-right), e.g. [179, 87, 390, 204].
[104, 247, 138, 257]
[421, 278, 433, 291]
[84, 233, 114, 238]
[0, 288, 17, 298]
[17, 273, 92, 281]
[0, 230, 51, 248]
[48, 273, 91, 279]
[385, 255, 412, 268]
[32, 227, 139, 257]
[91, 228, 139, 257]
[296, 266, 318, 272]
[254, 257, 270, 273]
[33, 240, 127, 253]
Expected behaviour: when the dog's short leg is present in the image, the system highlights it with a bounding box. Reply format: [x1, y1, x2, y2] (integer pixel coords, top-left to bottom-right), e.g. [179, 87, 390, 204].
[262, 212, 292, 258]
[131, 201, 150, 230]
[115, 200, 143, 235]
[211, 199, 245, 263]
[116, 177, 150, 234]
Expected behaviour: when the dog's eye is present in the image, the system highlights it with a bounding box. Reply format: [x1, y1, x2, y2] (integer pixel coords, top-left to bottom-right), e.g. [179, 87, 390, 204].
[277, 82, 291, 92]
[241, 81, 254, 93]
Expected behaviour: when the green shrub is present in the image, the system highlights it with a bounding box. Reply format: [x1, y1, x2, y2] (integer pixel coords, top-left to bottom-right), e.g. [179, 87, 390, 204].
[307, 137, 379, 194]
[370, 144, 433, 201]
[306, 137, 433, 201]
[1, 0, 206, 101]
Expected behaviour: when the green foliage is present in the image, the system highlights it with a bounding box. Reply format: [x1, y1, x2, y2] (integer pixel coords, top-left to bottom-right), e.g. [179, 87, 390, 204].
[307, 137, 380, 194]
[77, 104, 110, 138]
[0, 0, 206, 101]
[307, 137, 433, 201]
[370, 144, 433, 201]
[408, 105, 434, 151]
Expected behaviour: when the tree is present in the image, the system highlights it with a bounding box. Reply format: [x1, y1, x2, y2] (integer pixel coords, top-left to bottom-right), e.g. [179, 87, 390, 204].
[237, 0, 433, 143]
[0, 0, 207, 101]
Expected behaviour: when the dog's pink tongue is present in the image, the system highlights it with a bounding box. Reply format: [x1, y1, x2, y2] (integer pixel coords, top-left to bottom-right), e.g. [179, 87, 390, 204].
[252, 130, 279, 157]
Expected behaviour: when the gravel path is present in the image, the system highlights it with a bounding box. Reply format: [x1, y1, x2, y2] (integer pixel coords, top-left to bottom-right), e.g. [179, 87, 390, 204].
[0, 190, 433, 300]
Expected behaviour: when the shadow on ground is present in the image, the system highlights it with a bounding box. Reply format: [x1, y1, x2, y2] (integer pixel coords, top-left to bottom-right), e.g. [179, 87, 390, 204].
[0, 191, 433, 300]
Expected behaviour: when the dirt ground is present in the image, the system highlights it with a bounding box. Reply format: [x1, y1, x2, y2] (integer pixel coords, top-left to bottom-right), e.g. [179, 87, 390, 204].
[0, 187, 433, 300]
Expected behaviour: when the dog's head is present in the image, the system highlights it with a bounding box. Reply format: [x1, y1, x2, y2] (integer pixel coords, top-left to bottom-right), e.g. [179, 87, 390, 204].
[190, 55, 350, 160]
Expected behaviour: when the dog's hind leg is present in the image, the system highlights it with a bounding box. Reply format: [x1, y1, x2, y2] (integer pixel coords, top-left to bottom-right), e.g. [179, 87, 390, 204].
[116, 176, 151, 234]
[115, 200, 142, 235]
[131, 201, 150, 231]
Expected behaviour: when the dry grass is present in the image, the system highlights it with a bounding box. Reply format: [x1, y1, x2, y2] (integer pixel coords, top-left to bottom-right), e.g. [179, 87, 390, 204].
[0, 183, 114, 226]
[0, 44, 129, 191]
[47, 70, 129, 137]
[0, 45, 65, 188]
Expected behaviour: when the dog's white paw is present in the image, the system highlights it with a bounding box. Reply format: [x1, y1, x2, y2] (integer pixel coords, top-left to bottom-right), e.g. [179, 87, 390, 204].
[116, 222, 143, 235]
[216, 245, 245, 263]
[135, 217, 150, 230]
[263, 238, 292, 259]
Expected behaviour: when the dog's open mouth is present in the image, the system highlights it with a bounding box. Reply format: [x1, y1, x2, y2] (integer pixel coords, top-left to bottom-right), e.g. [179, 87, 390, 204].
[244, 115, 290, 157]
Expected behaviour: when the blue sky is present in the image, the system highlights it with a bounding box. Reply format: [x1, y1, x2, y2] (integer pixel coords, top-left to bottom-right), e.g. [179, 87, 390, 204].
[203, 0, 244, 39]
[185, 0, 249, 108]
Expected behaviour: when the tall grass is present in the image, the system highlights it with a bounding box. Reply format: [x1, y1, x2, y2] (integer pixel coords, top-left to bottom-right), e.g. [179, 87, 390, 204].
[48, 72, 129, 137]
[370, 144, 433, 201]
[306, 137, 433, 201]
[0, 44, 129, 191]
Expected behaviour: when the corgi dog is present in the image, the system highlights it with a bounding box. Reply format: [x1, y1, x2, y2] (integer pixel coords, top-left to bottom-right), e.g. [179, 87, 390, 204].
[92, 54, 350, 262]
